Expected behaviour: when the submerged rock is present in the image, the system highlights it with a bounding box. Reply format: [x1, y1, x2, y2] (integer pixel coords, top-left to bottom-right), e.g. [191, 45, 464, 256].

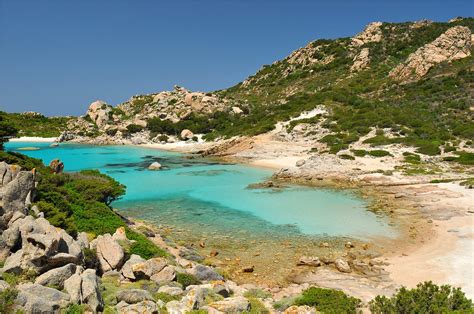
[148, 162, 162, 170]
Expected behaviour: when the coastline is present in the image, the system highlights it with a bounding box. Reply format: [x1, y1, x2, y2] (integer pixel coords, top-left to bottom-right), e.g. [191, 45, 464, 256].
[7, 137, 474, 299]
[9, 136, 59, 142]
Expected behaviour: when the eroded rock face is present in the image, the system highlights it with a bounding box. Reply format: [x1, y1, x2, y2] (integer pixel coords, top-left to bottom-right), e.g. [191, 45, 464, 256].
[390, 26, 472, 82]
[351, 47, 370, 71]
[351, 22, 383, 46]
[87, 100, 112, 128]
[335, 258, 352, 273]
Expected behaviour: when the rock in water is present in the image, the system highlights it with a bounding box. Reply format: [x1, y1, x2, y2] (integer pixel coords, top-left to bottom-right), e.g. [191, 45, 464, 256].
[148, 162, 162, 170]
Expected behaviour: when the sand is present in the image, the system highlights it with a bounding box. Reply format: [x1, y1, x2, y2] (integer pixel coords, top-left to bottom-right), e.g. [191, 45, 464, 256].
[9, 136, 58, 142]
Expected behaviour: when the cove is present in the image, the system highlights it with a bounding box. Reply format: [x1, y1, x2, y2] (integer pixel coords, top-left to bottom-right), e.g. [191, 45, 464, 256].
[5, 142, 397, 240]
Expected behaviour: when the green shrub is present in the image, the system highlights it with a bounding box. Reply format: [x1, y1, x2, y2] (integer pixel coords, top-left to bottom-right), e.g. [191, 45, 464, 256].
[105, 128, 118, 136]
[126, 124, 144, 134]
[369, 281, 473, 313]
[154, 292, 180, 303]
[403, 152, 421, 164]
[248, 297, 270, 313]
[351, 149, 368, 157]
[294, 287, 361, 313]
[125, 230, 167, 259]
[339, 154, 355, 160]
[157, 134, 169, 142]
[368, 150, 392, 157]
[176, 273, 201, 288]
[63, 303, 87, 314]
[0, 288, 18, 313]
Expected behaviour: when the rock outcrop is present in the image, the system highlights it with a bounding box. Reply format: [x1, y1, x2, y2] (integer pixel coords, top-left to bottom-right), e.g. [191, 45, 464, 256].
[390, 26, 472, 82]
[351, 22, 383, 46]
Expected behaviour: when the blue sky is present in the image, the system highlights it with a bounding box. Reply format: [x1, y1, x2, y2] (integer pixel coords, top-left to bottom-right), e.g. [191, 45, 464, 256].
[0, 0, 472, 116]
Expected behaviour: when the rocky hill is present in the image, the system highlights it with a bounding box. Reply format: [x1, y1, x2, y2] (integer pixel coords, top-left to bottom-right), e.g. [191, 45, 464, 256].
[61, 18, 473, 162]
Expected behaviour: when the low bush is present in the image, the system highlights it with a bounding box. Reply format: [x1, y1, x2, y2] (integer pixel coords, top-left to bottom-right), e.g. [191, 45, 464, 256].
[0, 288, 18, 314]
[369, 281, 473, 313]
[126, 124, 144, 134]
[176, 273, 201, 288]
[293, 287, 361, 313]
[368, 150, 392, 157]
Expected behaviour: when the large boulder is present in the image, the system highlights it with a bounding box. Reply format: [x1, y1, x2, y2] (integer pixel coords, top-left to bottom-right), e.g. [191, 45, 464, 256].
[121, 254, 146, 280]
[0, 162, 21, 187]
[116, 300, 158, 314]
[116, 289, 154, 304]
[208, 296, 250, 313]
[1, 171, 35, 224]
[189, 264, 223, 281]
[148, 162, 162, 171]
[87, 100, 112, 128]
[180, 129, 194, 140]
[150, 265, 176, 284]
[96, 234, 125, 272]
[131, 257, 167, 279]
[335, 258, 351, 273]
[81, 269, 104, 312]
[48, 159, 64, 174]
[16, 283, 70, 313]
[35, 263, 77, 289]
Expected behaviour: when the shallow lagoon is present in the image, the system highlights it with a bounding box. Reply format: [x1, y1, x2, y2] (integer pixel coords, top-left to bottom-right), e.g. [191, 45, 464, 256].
[5, 142, 396, 240]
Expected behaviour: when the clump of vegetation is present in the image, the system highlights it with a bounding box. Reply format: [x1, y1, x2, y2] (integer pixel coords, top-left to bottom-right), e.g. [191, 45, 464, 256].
[154, 292, 181, 303]
[351, 149, 368, 157]
[0, 111, 70, 138]
[443, 151, 474, 165]
[368, 150, 392, 157]
[176, 272, 201, 288]
[403, 152, 421, 164]
[0, 288, 19, 314]
[293, 287, 361, 313]
[369, 281, 473, 313]
[126, 124, 144, 134]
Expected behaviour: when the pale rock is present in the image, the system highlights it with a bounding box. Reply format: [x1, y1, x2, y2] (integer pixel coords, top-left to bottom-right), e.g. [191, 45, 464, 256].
[81, 268, 104, 312]
[96, 233, 125, 272]
[132, 257, 167, 279]
[208, 296, 250, 313]
[116, 289, 154, 304]
[116, 300, 159, 314]
[352, 22, 383, 46]
[297, 256, 321, 267]
[148, 162, 162, 170]
[232, 106, 243, 114]
[335, 258, 352, 273]
[0, 280, 10, 291]
[189, 264, 223, 281]
[16, 283, 70, 313]
[166, 300, 190, 314]
[351, 47, 370, 71]
[64, 273, 83, 304]
[284, 305, 317, 314]
[35, 263, 76, 289]
[180, 129, 194, 140]
[150, 265, 176, 284]
[158, 285, 184, 296]
[121, 254, 146, 280]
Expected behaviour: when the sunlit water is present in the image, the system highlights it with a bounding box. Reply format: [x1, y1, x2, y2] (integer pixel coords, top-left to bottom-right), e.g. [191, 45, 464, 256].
[5, 142, 396, 240]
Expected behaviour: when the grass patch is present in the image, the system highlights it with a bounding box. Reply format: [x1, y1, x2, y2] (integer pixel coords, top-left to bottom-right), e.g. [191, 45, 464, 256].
[368, 150, 392, 157]
[176, 273, 201, 289]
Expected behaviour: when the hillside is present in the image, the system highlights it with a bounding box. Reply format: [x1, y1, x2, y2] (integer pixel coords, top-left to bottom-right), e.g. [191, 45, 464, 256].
[61, 18, 473, 161]
[0, 111, 71, 138]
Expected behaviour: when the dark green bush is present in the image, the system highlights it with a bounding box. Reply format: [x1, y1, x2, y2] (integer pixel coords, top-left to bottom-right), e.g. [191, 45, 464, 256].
[176, 273, 201, 288]
[294, 287, 361, 313]
[126, 230, 167, 259]
[368, 150, 392, 157]
[369, 281, 473, 313]
[126, 124, 144, 134]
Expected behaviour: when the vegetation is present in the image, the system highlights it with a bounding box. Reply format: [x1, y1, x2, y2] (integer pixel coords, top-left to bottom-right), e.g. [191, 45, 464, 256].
[176, 272, 201, 288]
[0, 288, 18, 314]
[0, 113, 18, 150]
[293, 287, 361, 313]
[0, 111, 70, 138]
[369, 281, 473, 313]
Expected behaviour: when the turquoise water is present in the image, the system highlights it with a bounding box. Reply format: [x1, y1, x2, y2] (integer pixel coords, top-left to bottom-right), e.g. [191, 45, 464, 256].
[5, 142, 396, 240]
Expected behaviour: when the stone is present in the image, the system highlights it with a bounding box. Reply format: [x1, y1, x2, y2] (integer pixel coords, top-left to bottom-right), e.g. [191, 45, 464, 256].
[351, 47, 370, 71]
[116, 300, 158, 314]
[180, 129, 194, 140]
[150, 265, 176, 284]
[76, 232, 90, 250]
[113, 226, 128, 241]
[232, 106, 243, 114]
[121, 254, 146, 280]
[132, 257, 167, 279]
[35, 263, 76, 289]
[297, 256, 321, 267]
[16, 283, 70, 313]
[242, 265, 254, 273]
[158, 285, 184, 296]
[351, 22, 383, 46]
[64, 273, 83, 304]
[182, 286, 209, 310]
[209, 296, 250, 313]
[295, 159, 306, 167]
[58, 229, 82, 258]
[148, 162, 162, 170]
[1, 171, 35, 223]
[87, 100, 112, 128]
[345, 241, 355, 249]
[81, 268, 104, 312]
[189, 264, 224, 281]
[49, 159, 64, 174]
[96, 233, 125, 272]
[166, 300, 190, 313]
[116, 289, 154, 304]
[335, 258, 351, 273]
[1, 249, 23, 274]
[284, 305, 317, 314]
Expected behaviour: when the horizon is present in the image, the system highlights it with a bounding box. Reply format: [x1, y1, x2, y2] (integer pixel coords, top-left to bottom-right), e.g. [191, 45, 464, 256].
[0, 0, 472, 117]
